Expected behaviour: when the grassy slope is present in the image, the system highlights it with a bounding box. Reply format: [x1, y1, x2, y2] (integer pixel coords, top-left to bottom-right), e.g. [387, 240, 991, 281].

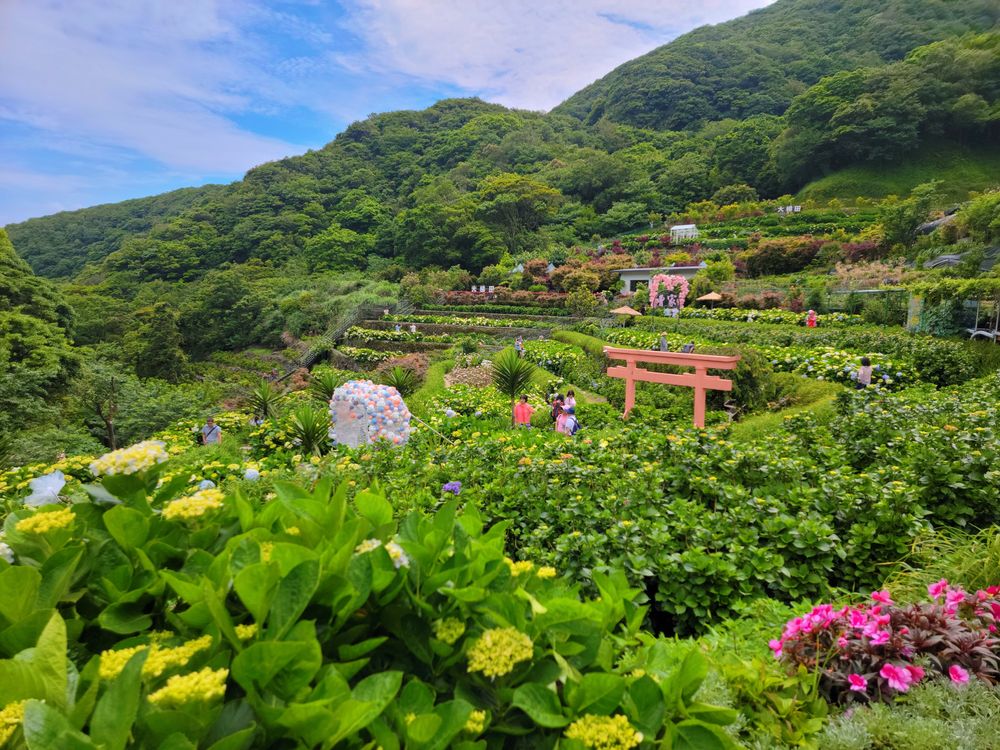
[798, 141, 1000, 205]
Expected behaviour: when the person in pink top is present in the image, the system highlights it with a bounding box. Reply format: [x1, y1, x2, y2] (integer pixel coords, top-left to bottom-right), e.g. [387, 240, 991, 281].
[513, 394, 535, 428]
[554, 403, 570, 434]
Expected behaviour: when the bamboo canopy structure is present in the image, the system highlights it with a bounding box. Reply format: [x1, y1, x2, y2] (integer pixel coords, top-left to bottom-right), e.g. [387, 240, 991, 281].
[610, 305, 642, 316]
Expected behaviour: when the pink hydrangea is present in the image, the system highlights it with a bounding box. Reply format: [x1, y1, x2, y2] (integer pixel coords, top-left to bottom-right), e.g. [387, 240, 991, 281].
[847, 674, 867, 692]
[880, 663, 912, 692]
[949, 665, 970, 685]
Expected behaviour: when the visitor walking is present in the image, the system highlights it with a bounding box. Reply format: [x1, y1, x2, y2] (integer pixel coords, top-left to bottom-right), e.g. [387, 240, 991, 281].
[551, 394, 564, 428]
[514, 394, 535, 428]
[855, 356, 872, 389]
[807, 309, 818, 328]
[554, 403, 570, 434]
[564, 389, 576, 411]
[200, 417, 222, 445]
[409, 324, 417, 334]
[514, 336, 524, 358]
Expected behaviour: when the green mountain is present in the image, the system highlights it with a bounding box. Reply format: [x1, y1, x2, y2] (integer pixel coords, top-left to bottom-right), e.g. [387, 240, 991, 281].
[5, 7, 999, 281]
[554, 0, 999, 130]
[7, 185, 222, 277]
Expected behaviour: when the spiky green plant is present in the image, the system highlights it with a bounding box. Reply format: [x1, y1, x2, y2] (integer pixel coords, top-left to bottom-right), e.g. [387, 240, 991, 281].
[491, 349, 535, 426]
[288, 404, 330, 456]
[381, 366, 419, 397]
[309, 369, 350, 403]
[247, 379, 285, 420]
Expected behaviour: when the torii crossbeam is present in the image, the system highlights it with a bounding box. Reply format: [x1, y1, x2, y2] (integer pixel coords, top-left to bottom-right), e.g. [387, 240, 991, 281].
[603, 347, 741, 428]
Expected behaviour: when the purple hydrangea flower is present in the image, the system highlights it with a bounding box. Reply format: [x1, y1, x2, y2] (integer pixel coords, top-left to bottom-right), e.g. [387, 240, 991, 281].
[442, 481, 462, 495]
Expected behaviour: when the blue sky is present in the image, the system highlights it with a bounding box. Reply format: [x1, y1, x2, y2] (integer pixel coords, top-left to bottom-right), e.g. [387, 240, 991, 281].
[0, 0, 772, 225]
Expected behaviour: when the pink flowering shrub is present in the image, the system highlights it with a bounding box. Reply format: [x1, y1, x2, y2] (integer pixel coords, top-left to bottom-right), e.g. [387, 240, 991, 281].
[770, 581, 1000, 704]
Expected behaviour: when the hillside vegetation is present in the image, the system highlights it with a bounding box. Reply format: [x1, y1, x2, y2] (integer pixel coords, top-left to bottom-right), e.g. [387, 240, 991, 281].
[798, 141, 1000, 204]
[555, 0, 999, 130]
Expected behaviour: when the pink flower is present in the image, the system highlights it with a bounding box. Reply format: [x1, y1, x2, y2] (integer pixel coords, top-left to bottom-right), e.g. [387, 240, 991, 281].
[949, 665, 970, 685]
[837, 636, 849, 649]
[870, 630, 890, 646]
[849, 610, 867, 629]
[905, 665, 925, 683]
[927, 579, 948, 599]
[880, 663, 913, 692]
[847, 674, 867, 692]
[987, 585, 1000, 596]
[977, 589, 989, 601]
[871, 590, 893, 605]
[946, 589, 966, 611]
[768, 639, 783, 659]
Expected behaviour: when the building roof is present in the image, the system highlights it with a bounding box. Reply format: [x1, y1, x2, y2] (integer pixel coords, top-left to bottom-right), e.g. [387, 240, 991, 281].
[670, 224, 697, 230]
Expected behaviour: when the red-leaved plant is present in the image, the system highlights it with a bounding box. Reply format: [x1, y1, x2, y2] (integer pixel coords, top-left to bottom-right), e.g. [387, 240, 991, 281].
[771, 581, 1000, 704]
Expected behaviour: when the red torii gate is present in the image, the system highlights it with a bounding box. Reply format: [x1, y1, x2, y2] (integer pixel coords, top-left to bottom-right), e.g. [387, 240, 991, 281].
[603, 347, 741, 428]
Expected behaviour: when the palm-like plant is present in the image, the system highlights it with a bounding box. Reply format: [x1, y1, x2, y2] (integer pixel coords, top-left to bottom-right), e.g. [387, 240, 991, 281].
[247, 379, 285, 420]
[381, 366, 419, 397]
[288, 404, 330, 456]
[491, 349, 536, 426]
[309, 369, 349, 403]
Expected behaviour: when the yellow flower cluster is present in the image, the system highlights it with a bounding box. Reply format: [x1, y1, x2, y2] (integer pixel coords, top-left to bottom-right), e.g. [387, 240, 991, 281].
[518, 457, 532, 466]
[260, 542, 274, 563]
[505, 558, 533, 576]
[148, 667, 228, 708]
[564, 714, 643, 750]
[15, 506, 75, 535]
[89, 441, 169, 477]
[235, 623, 258, 641]
[433, 618, 465, 645]
[143, 635, 213, 678]
[467, 627, 533, 679]
[162, 489, 224, 522]
[536, 566, 557, 580]
[0, 700, 27, 745]
[99, 635, 213, 680]
[464, 709, 487, 734]
[355, 538, 381, 554]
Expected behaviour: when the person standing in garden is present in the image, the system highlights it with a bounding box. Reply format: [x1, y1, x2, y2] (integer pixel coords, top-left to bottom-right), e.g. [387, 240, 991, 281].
[551, 394, 564, 427]
[856, 357, 873, 389]
[200, 417, 222, 445]
[514, 394, 534, 428]
[565, 390, 576, 411]
[807, 309, 818, 327]
[514, 336, 524, 358]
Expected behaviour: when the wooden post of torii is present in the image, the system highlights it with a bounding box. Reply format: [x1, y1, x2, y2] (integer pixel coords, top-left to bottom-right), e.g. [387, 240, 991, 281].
[603, 347, 741, 428]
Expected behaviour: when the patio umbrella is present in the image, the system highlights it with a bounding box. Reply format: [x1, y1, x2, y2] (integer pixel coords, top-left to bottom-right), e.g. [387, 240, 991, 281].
[610, 305, 642, 316]
[696, 292, 722, 308]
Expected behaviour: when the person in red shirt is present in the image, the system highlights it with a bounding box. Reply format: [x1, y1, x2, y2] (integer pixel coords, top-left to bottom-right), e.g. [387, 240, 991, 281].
[514, 394, 535, 428]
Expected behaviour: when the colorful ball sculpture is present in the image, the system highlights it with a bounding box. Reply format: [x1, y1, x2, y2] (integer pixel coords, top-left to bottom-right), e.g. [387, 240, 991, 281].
[329, 379, 412, 448]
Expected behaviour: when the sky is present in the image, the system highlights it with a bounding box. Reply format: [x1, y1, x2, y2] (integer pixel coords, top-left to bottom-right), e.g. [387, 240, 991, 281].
[0, 0, 773, 226]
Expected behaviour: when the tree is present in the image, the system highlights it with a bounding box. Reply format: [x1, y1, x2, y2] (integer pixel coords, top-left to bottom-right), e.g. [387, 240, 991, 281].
[125, 302, 187, 382]
[711, 184, 759, 206]
[0, 230, 77, 450]
[879, 181, 940, 249]
[304, 222, 372, 272]
[491, 349, 535, 426]
[476, 173, 562, 254]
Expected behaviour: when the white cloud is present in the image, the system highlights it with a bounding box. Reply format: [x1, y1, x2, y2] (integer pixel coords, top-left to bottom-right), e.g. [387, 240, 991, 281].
[337, 0, 775, 111]
[0, 0, 304, 173]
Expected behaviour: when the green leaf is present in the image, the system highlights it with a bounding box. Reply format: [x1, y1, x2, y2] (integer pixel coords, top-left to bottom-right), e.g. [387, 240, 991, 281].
[686, 702, 738, 726]
[674, 649, 708, 704]
[37, 546, 84, 609]
[337, 637, 388, 662]
[354, 489, 393, 529]
[98, 602, 152, 634]
[233, 563, 279, 625]
[31, 611, 68, 710]
[0, 566, 40, 623]
[205, 727, 256, 750]
[625, 676, 665, 738]
[103, 506, 149, 549]
[90, 650, 146, 750]
[406, 714, 442, 743]
[232, 641, 315, 696]
[567, 673, 625, 716]
[512, 683, 569, 728]
[266, 559, 319, 640]
[22, 700, 96, 750]
[323, 671, 403, 747]
[673, 719, 739, 750]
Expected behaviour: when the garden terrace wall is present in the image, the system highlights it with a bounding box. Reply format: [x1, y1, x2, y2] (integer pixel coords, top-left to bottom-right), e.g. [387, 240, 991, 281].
[339, 339, 451, 353]
[415, 309, 583, 324]
[363, 320, 553, 337]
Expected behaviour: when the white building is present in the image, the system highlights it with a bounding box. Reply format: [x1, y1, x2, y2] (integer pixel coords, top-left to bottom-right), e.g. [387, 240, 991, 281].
[613, 263, 707, 293]
[669, 224, 699, 242]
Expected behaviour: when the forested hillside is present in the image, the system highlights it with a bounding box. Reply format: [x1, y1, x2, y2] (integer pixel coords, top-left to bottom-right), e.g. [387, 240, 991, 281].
[555, 0, 999, 130]
[5, 21, 999, 282]
[6, 185, 222, 277]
